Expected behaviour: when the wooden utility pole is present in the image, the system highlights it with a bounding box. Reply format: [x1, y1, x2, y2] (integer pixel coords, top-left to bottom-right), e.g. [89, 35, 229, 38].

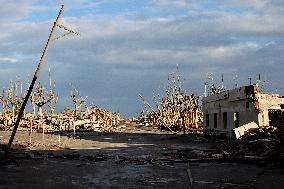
[5, 4, 79, 156]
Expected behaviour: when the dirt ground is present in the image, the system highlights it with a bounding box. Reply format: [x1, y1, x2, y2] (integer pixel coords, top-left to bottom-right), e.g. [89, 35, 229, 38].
[0, 125, 284, 189]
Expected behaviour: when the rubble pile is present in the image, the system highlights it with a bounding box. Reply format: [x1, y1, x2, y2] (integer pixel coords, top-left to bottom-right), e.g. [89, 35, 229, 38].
[76, 107, 122, 132]
[164, 126, 280, 163]
[138, 68, 203, 132]
[0, 78, 124, 133]
[0, 108, 123, 133]
[212, 126, 280, 160]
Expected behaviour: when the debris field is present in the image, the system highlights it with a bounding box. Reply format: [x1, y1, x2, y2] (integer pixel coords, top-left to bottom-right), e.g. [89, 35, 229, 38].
[1, 125, 284, 189]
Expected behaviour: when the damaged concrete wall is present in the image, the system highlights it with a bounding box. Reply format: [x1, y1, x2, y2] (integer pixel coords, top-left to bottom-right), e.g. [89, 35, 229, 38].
[202, 84, 284, 136]
[203, 89, 258, 135]
[256, 93, 284, 127]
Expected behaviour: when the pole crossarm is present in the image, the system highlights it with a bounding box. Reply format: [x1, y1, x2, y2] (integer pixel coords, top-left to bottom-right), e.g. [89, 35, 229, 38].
[51, 31, 72, 41]
[57, 23, 80, 36]
[51, 23, 80, 42]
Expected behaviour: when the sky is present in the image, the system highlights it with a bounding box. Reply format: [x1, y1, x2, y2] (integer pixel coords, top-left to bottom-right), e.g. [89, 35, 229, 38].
[0, 0, 284, 117]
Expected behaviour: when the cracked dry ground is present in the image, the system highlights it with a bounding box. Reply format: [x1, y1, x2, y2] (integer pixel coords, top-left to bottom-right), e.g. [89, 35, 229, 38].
[0, 125, 284, 189]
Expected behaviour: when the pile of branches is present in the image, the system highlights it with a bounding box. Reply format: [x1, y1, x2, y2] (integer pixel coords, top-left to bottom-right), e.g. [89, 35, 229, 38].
[0, 106, 123, 133]
[85, 107, 122, 132]
[0, 81, 123, 132]
[138, 67, 203, 132]
[148, 94, 202, 132]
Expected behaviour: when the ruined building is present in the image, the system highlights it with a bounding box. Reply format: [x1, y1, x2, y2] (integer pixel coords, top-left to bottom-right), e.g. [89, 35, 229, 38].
[202, 84, 284, 136]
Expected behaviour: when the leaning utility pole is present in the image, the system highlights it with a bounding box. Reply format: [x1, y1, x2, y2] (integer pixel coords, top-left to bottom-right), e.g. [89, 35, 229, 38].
[5, 4, 79, 156]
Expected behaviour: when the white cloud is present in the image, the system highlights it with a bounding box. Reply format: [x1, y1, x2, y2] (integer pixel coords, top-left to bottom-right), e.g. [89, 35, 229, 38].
[202, 42, 261, 59]
[154, 0, 190, 8]
[0, 57, 18, 63]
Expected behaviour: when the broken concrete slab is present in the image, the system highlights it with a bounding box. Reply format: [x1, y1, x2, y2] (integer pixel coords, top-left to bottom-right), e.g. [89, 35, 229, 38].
[234, 122, 259, 139]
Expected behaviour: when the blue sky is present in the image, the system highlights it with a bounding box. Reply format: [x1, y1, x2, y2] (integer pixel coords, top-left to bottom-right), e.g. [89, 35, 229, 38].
[1, 0, 284, 117]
